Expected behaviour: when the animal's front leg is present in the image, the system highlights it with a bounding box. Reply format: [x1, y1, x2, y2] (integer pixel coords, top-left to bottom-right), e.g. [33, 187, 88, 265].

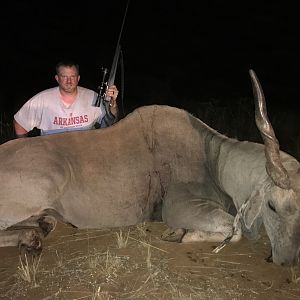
[181, 225, 242, 243]
[1, 212, 59, 256]
[161, 228, 186, 242]
[162, 182, 241, 244]
[0, 228, 43, 256]
[161, 225, 242, 243]
[8, 214, 57, 235]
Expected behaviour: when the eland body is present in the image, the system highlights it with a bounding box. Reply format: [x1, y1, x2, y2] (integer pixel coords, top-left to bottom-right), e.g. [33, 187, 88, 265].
[1, 71, 300, 266]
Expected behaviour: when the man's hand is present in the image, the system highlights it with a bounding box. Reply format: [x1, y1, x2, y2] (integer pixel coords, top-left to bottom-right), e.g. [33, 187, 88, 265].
[14, 120, 28, 138]
[106, 85, 119, 116]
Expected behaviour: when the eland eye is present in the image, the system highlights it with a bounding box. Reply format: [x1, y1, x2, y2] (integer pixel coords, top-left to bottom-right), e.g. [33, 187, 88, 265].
[268, 201, 276, 212]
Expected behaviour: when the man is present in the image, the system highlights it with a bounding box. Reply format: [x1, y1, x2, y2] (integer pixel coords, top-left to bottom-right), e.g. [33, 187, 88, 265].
[14, 60, 119, 137]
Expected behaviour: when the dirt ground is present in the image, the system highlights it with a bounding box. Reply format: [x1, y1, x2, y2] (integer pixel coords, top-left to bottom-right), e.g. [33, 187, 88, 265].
[0, 221, 300, 300]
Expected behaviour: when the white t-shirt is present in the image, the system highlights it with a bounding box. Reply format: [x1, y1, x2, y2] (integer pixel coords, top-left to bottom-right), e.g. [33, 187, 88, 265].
[14, 86, 106, 135]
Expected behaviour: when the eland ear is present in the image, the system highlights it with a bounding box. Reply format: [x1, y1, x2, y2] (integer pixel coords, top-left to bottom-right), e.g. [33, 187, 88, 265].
[242, 189, 263, 232]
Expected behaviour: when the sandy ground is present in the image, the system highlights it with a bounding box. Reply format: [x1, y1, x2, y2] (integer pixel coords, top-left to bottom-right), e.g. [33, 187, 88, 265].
[0, 221, 300, 300]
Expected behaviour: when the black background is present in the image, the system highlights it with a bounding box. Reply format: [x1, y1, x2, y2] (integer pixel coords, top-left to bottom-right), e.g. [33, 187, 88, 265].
[1, 0, 300, 117]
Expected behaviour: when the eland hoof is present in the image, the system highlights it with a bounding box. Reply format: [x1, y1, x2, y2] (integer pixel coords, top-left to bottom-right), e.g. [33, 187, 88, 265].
[38, 215, 57, 236]
[18, 229, 43, 257]
[161, 228, 186, 242]
[265, 250, 273, 263]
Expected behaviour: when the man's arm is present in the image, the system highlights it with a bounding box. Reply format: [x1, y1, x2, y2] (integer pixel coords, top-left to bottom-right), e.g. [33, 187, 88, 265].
[14, 119, 28, 138]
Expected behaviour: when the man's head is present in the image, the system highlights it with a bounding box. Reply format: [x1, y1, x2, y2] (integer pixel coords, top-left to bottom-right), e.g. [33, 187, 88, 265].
[55, 60, 80, 94]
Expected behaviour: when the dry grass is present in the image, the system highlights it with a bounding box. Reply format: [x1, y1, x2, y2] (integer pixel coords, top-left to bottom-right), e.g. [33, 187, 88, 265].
[291, 267, 300, 283]
[146, 244, 152, 270]
[1, 223, 299, 299]
[92, 286, 113, 300]
[135, 222, 148, 238]
[100, 249, 125, 280]
[115, 229, 130, 248]
[54, 249, 64, 268]
[17, 254, 42, 287]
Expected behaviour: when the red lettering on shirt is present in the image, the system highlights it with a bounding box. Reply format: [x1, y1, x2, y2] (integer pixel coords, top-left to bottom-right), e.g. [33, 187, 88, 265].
[53, 114, 89, 127]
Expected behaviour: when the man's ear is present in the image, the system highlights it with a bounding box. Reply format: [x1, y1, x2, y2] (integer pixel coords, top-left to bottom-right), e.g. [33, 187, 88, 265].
[55, 74, 59, 83]
[242, 189, 264, 230]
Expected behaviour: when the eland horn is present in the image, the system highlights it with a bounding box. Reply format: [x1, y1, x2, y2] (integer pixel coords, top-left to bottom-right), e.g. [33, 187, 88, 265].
[249, 69, 290, 189]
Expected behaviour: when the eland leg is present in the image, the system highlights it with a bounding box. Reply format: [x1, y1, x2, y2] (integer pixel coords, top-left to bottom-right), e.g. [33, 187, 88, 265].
[0, 228, 43, 256]
[0, 208, 74, 255]
[162, 182, 241, 243]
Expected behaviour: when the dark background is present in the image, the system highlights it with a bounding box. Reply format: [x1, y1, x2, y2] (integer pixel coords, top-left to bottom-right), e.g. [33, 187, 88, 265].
[1, 1, 300, 147]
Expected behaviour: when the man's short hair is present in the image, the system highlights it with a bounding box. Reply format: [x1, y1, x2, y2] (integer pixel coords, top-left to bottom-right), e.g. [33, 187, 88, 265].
[55, 60, 80, 75]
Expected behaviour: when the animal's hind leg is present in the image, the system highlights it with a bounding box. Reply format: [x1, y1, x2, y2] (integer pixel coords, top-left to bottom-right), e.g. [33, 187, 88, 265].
[162, 182, 241, 243]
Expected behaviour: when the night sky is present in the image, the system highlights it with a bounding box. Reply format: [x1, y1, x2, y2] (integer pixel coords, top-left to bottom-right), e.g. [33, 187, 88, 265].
[1, 1, 300, 117]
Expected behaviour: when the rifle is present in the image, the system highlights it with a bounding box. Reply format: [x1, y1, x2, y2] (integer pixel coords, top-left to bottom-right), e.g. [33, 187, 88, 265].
[94, 1, 129, 128]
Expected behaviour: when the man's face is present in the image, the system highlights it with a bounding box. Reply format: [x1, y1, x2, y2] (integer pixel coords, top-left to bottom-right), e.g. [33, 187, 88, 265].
[55, 66, 80, 93]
